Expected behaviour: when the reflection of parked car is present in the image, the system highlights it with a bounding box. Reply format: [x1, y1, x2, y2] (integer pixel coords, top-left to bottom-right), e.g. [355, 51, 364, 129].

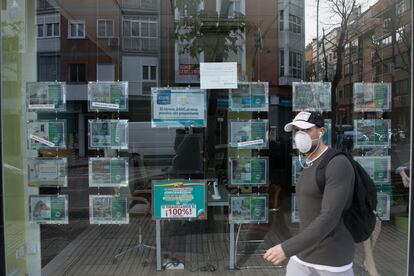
[344, 130, 366, 143]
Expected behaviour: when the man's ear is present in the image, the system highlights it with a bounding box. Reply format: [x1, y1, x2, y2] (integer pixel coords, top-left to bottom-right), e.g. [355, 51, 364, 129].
[319, 127, 326, 137]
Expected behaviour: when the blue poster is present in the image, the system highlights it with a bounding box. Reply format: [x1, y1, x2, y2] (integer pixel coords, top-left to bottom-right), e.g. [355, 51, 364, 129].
[151, 88, 206, 128]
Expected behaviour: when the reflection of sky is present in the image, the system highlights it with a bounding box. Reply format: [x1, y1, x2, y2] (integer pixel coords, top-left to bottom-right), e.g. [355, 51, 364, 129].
[305, 0, 378, 44]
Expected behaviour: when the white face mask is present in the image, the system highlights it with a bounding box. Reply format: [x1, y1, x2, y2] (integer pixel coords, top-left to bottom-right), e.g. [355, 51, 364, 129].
[294, 131, 321, 154]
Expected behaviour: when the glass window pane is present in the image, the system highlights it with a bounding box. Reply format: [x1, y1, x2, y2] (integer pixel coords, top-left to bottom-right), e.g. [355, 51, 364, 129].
[141, 22, 149, 37]
[132, 21, 139, 36]
[107, 21, 113, 37]
[70, 23, 76, 37]
[54, 23, 59, 36]
[150, 66, 156, 80]
[78, 24, 84, 37]
[142, 65, 148, 80]
[46, 23, 53, 36]
[37, 24, 43, 37]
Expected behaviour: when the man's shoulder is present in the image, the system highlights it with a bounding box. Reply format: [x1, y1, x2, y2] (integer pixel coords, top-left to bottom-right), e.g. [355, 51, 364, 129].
[323, 149, 353, 170]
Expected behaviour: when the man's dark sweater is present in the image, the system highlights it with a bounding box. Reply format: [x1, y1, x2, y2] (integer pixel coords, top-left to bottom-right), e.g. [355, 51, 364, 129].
[282, 151, 355, 267]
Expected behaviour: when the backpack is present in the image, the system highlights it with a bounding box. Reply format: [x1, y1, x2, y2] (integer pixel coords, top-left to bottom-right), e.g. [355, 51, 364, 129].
[315, 148, 378, 243]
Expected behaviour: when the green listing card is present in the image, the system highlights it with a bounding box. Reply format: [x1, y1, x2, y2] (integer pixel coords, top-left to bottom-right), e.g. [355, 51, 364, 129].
[152, 180, 206, 220]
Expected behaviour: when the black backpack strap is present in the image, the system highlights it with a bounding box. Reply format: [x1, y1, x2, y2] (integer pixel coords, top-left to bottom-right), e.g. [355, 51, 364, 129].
[315, 148, 344, 193]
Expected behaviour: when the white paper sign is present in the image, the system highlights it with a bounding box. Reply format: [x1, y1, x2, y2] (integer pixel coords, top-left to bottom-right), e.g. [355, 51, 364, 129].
[200, 62, 237, 89]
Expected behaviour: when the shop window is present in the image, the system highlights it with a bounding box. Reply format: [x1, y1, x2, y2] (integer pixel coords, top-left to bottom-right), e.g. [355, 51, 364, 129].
[68, 64, 86, 82]
[97, 19, 114, 38]
[68, 20, 85, 39]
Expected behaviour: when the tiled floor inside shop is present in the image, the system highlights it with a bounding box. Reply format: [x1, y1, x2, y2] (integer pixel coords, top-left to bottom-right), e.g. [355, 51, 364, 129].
[41, 208, 408, 276]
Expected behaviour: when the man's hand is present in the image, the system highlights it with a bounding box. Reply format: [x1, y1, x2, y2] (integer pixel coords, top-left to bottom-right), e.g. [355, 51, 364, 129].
[263, 244, 287, 265]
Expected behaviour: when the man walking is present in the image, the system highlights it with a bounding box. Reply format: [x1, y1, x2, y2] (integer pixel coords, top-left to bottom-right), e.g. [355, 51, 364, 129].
[263, 111, 355, 276]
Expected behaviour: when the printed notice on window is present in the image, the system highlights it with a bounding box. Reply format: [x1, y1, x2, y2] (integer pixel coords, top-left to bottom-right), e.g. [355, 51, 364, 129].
[200, 62, 238, 89]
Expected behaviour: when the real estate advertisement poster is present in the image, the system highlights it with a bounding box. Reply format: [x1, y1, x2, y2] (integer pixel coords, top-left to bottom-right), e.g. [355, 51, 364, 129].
[28, 120, 66, 150]
[89, 157, 129, 187]
[30, 195, 68, 224]
[151, 88, 206, 128]
[376, 192, 390, 221]
[152, 180, 207, 220]
[89, 195, 129, 224]
[354, 156, 391, 184]
[28, 158, 68, 187]
[229, 82, 269, 112]
[229, 120, 268, 149]
[27, 82, 66, 112]
[229, 194, 268, 224]
[292, 82, 332, 112]
[89, 120, 128, 149]
[354, 119, 391, 148]
[353, 82, 392, 112]
[228, 157, 268, 186]
[88, 81, 128, 112]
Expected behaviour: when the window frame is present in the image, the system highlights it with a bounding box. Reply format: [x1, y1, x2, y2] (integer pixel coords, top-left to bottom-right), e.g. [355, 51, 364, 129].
[97, 19, 114, 38]
[68, 20, 86, 39]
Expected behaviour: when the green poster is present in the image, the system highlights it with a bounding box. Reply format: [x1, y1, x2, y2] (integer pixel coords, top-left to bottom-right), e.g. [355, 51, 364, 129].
[30, 195, 68, 224]
[152, 180, 206, 220]
[229, 120, 268, 149]
[88, 81, 128, 111]
[229, 194, 268, 223]
[229, 82, 269, 111]
[89, 120, 128, 149]
[354, 119, 391, 148]
[89, 157, 128, 187]
[28, 120, 66, 149]
[376, 192, 390, 221]
[28, 158, 68, 187]
[27, 82, 66, 111]
[293, 82, 332, 112]
[229, 157, 268, 185]
[354, 156, 391, 184]
[353, 83, 391, 112]
[90, 195, 129, 224]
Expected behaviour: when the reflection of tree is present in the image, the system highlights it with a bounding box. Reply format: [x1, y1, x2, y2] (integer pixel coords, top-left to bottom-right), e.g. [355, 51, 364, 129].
[172, 0, 248, 173]
[174, 0, 247, 62]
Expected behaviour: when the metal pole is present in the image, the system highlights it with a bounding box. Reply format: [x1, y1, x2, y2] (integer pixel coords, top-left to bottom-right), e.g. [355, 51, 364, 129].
[156, 219, 161, 271]
[229, 223, 235, 269]
[316, 0, 320, 81]
[407, 8, 414, 275]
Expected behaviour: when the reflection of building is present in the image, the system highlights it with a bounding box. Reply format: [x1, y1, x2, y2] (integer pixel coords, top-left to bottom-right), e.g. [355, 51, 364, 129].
[308, 0, 411, 128]
[36, 0, 162, 156]
[278, 0, 305, 85]
[36, 0, 61, 81]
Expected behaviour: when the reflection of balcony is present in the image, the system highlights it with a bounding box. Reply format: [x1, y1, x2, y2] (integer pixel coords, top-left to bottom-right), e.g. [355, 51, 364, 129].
[122, 37, 158, 52]
[96, 37, 119, 49]
[121, 0, 158, 11]
[37, 37, 60, 52]
[279, 76, 302, 86]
